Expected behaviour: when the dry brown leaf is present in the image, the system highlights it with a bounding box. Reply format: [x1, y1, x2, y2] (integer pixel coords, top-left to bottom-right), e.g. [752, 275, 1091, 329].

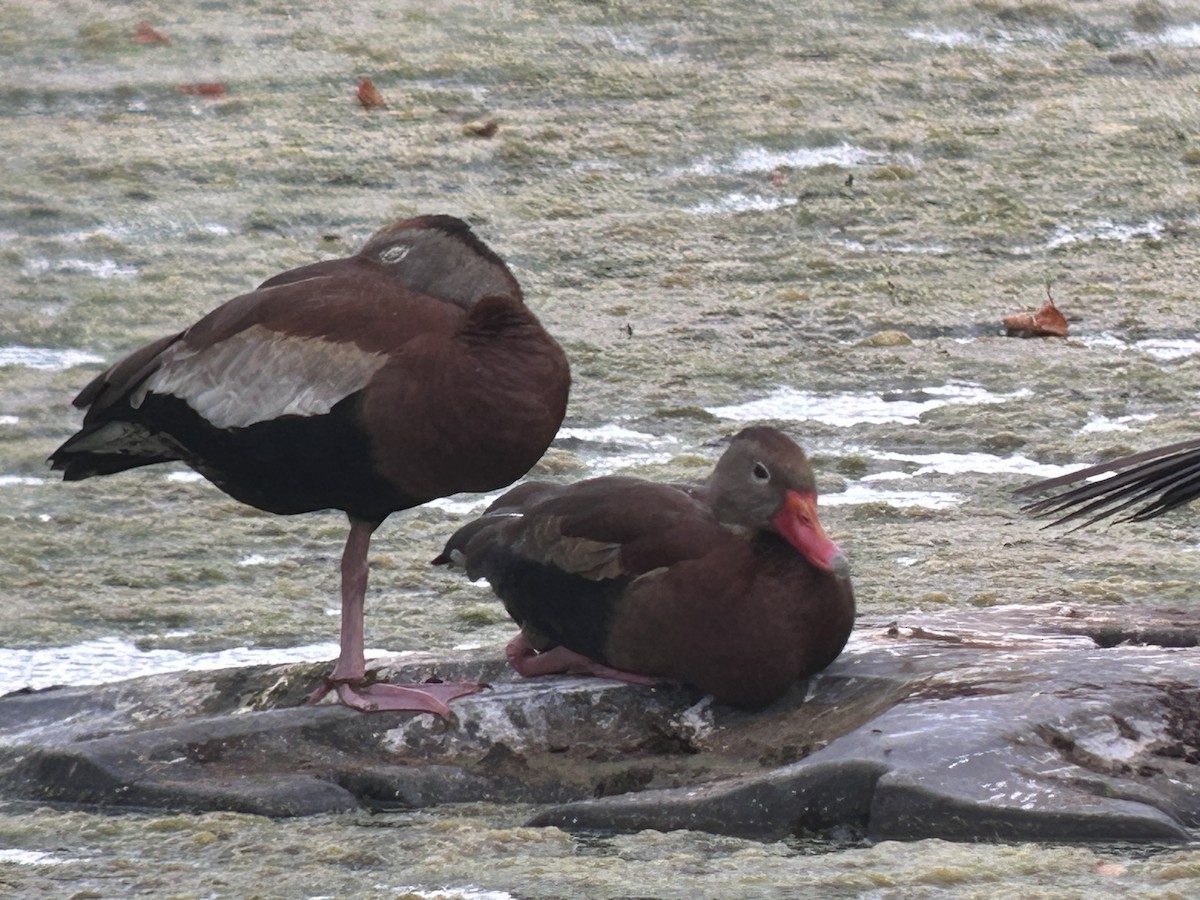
[177, 83, 227, 98]
[1002, 297, 1068, 338]
[132, 21, 171, 45]
[356, 78, 387, 109]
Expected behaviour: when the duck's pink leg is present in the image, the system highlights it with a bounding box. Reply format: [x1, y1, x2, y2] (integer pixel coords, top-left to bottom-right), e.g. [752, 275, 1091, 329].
[307, 516, 483, 716]
[505, 633, 657, 685]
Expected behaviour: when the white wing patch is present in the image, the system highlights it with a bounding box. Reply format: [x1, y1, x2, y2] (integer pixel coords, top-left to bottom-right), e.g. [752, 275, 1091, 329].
[134, 324, 389, 429]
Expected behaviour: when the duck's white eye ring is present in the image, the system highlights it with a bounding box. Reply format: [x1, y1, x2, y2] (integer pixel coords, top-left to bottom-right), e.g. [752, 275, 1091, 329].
[752, 462, 770, 482]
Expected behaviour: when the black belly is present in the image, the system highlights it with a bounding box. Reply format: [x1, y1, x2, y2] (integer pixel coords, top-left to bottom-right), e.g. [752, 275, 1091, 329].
[137, 392, 415, 521]
[476, 544, 629, 663]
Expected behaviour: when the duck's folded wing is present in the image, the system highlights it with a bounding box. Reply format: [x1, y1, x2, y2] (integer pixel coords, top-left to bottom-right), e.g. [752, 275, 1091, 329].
[442, 477, 725, 582]
[434, 477, 726, 660]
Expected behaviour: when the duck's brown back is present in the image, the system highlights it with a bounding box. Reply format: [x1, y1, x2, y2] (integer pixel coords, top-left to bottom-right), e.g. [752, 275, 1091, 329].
[49, 216, 569, 522]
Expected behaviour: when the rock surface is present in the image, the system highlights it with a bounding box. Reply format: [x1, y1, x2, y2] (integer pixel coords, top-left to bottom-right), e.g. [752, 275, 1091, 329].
[2, 605, 1198, 843]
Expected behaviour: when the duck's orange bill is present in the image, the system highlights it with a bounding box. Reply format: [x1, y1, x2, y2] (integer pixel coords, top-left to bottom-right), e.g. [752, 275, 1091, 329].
[772, 489, 843, 572]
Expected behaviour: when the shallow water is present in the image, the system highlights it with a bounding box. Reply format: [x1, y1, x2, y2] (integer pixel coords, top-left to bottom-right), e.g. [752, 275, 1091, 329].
[4, 0, 1200, 895]
[705, 382, 1027, 425]
[0, 637, 383, 695]
[0, 346, 105, 370]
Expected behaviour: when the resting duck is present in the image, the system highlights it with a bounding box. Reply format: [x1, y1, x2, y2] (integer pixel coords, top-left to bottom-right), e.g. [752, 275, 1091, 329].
[1016, 437, 1200, 529]
[435, 426, 855, 708]
[50, 215, 571, 715]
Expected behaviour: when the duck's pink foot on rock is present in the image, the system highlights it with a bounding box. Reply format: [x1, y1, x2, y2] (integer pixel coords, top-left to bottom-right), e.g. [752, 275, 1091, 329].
[307, 679, 483, 716]
[505, 633, 657, 685]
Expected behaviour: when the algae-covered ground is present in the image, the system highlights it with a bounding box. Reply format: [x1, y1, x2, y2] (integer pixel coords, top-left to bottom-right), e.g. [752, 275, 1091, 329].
[3, 0, 1200, 896]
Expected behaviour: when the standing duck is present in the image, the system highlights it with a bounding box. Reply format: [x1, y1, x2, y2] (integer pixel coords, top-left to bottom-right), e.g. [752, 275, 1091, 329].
[434, 426, 855, 708]
[50, 215, 571, 715]
[1016, 437, 1200, 529]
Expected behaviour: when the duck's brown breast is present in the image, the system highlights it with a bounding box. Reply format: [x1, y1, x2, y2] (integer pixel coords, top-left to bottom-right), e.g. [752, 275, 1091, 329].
[605, 536, 855, 707]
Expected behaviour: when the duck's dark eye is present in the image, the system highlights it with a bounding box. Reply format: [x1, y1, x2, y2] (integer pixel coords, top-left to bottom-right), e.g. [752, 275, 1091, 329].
[752, 462, 770, 482]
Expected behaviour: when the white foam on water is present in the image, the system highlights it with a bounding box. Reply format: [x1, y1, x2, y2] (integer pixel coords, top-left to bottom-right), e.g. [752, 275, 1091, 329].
[905, 28, 980, 47]
[1078, 332, 1125, 351]
[0, 415, 18, 425]
[582, 448, 681, 475]
[24, 256, 138, 278]
[1045, 217, 1164, 249]
[427, 491, 505, 516]
[1080, 413, 1156, 433]
[559, 424, 662, 444]
[0, 848, 72, 867]
[832, 238, 950, 255]
[680, 142, 879, 177]
[59, 220, 234, 243]
[822, 483, 961, 509]
[825, 450, 1084, 510]
[0, 345, 105, 370]
[557, 424, 681, 475]
[707, 383, 1026, 426]
[1134, 339, 1200, 361]
[236, 553, 298, 567]
[904, 26, 1068, 50]
[0, 637, 392, 695]
[865, 450, 1079, 479]
[578, 26, 660, 58]
[1078, 333, 1200, 361]
[393, 888, 517, 900]
[0, 475, 45, 487]
[1135, 24, 1200, 48]
[688, 192, 797, 215]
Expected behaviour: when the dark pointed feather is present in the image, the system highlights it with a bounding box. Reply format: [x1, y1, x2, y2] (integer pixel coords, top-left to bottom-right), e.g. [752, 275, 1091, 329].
[1016, 438, 1200, 529]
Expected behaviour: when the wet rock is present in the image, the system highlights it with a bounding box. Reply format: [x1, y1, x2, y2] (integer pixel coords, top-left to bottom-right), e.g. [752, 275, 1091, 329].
[1, 606, 1198, 843]
[0, 657, 706, 816]
[533, 606, 1200, 843]
[1131, 0, 1171, 33]
[979, 430, 1026, 453]
[462, 117, 499, 138]
[857, 330, 913, 347]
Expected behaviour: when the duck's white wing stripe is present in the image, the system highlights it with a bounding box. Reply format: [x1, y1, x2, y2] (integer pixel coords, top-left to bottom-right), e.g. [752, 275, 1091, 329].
[135, 324, 388, 429]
